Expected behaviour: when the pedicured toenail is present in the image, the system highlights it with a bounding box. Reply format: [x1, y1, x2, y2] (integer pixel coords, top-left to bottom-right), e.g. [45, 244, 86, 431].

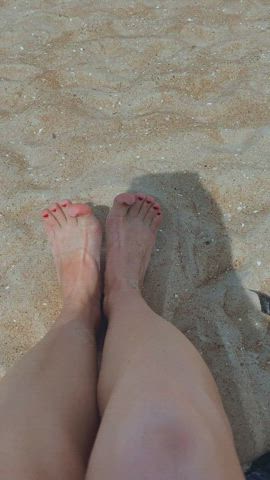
[61, 203, 68, 207]
[52, 208, 57, 212]
[157, 212, 161, 216]
[153, 206, 159, 210]
[146, 200, 151, 204]
[43, 213, 49, 218]
[138, 196, 144, 200]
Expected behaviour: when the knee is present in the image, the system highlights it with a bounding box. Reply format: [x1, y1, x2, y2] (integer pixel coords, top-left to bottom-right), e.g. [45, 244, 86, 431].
[119, 394, 231, 461]
[118, 400, 197, 465]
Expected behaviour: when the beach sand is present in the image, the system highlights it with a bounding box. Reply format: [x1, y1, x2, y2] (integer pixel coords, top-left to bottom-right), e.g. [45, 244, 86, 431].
[0, 0, 270, 467]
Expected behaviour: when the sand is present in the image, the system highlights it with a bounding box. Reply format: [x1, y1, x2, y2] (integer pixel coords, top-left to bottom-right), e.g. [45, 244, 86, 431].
[0, 0, 270, 467]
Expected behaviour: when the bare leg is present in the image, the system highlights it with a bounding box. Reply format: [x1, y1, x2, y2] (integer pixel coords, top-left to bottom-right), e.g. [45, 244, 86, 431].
[87, 193, 244, 480]
[0, 200, 101, 480]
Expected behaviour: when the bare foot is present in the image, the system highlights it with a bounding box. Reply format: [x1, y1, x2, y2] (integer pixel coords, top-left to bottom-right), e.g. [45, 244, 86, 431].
[42, 200, 102, 310]
[105, 193, 162, 306]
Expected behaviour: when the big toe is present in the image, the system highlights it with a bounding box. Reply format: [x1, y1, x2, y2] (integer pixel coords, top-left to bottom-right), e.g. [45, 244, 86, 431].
[67, 203, 101, 235]
[110, 193, 136, 217]
[67, 203, 93, 218]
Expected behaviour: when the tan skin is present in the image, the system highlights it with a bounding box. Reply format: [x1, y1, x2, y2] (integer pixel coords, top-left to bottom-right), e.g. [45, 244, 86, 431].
[0, 193, 244, 480]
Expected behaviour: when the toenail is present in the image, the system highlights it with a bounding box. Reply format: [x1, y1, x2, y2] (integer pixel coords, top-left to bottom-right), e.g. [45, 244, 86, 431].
[138, 196, 143, 200]
[153, 206, 159, 210]
[61, 203, 68, 207]
[52, 208, 57, 212]
[157, 212, 161, 216]
[43, 213, 49, 218]
[146, 200, 151, 204]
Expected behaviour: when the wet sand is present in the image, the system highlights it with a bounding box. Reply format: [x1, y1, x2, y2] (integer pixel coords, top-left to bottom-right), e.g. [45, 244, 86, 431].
[0, 0, 270, 467]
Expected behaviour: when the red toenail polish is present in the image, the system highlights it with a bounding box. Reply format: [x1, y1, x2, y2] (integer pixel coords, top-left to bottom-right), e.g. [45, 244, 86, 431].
[157, 212, 161, 216]
[43, 213, 49, 218]
[153, 206, 159, 210]
[146, 200, 151, 204]
[138, 196, 143, 200]
[52, 208, 57, 212]
[62, 203, 67, 207]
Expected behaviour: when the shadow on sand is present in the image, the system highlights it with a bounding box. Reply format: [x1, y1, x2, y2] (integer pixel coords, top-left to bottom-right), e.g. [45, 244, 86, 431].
[95, 171, 270, 466]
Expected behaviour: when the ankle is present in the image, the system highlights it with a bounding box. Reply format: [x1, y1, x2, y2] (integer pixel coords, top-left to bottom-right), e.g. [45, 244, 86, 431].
[62, 284, 100, 307]
[60, 295, 101, 327]
[104, 282, 142, 317]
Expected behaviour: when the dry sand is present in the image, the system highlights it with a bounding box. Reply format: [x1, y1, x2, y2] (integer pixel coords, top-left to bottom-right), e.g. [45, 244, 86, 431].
[1, 0, 270, 467]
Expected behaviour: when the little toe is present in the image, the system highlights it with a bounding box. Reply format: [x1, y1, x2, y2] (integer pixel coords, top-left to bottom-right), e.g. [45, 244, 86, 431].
[139, 196, 155, 218]
[49, 202, 67, 225]
[128, 193, 146, 217]
[41, 208, 60, 231]
[110, 193, 136, 217]
[145, 203, 160, 226]
[151, 209, 163, 232]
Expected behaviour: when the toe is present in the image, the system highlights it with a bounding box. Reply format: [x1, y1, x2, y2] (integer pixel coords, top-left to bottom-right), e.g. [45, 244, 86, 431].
[139, 195, 155, 219]
[151, 209, 163, 232]
[66, 204, 102, 237]
[67, 203, 93, 218]
[59, 199, 72, 208]
[49, 202, 67, 225]
[41, 208, 60, 231]
[41, 208, 50, 220]
[128, 193, 146, 217]
[145, 203, 160, 226]
[111, 193, 136, 217]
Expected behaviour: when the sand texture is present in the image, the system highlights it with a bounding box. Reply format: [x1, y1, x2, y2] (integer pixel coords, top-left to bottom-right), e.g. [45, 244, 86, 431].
[1, 0, 270, 467]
